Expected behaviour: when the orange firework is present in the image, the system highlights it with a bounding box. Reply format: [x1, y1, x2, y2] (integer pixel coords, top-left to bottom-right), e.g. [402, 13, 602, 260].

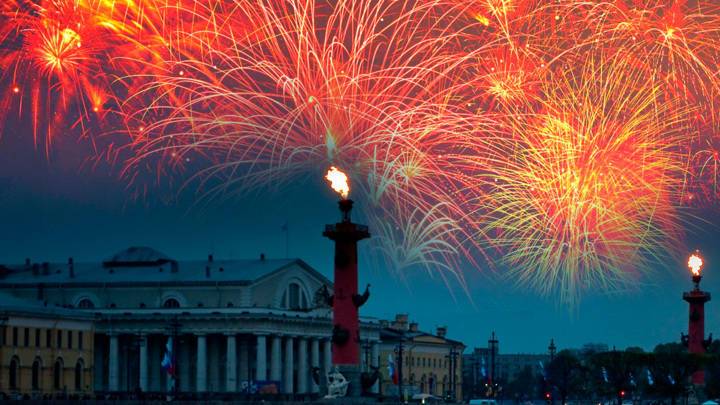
[477, 56, 689, 302]
[0, 0, 117, 149]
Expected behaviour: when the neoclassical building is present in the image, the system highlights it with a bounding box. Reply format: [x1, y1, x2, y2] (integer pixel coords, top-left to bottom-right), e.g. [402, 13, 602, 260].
[0, 292, 94, 399]
[0, 247, 382, 398]
[378, 314, 464, 401]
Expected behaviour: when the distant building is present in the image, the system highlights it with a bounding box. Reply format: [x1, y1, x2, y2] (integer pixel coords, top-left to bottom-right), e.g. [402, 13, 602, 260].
[579, 343, 609, 356]
[463, 346, 549, 399]
[377, 314, 465, 401]
[0, 292, 94, 400]
[0, 247, 381, 398]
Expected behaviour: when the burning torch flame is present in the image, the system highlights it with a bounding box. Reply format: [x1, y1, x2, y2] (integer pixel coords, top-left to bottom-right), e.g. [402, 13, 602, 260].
[325, 166, 350, 199]
[688, 253, 703, 276]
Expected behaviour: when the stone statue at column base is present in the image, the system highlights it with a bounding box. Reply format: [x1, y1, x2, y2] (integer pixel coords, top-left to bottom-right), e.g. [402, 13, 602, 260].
[324, 367, 350, 399]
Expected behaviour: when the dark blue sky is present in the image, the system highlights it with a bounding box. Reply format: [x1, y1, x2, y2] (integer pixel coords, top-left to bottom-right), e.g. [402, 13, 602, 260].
[1, 125, 718, 355]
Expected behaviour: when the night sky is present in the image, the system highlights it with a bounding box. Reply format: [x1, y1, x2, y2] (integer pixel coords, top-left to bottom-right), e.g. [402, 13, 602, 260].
[1, 125, 718, 355]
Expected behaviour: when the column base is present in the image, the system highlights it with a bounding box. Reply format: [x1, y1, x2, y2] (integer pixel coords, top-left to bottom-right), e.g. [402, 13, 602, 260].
[336, 364, 362, 398]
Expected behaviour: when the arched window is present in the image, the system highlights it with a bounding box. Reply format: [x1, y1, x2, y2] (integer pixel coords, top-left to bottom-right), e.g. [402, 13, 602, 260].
[32, 358, 41, 390]
[281, 282, 308, 310]
[54, 358, 63, 390]
[163, 298, 181, 308]
[74, 359, 84, 391]
[9, 357, 19, 389]
[77, 299, 95, 309]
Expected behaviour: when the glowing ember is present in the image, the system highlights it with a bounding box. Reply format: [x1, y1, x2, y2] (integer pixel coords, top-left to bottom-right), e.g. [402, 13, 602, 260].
[688, 253, 703, 276]
[325, 166, 350, 199]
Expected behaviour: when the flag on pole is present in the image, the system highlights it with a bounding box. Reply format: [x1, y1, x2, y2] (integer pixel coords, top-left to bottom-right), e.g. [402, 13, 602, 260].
[601, 367, 609, 383]
[161, 337, 175, 376]
[646, 369, 654, 386]
[481, 357, 487, 378]
[539, 361, 547, 380]
[388, 354, 398, 385]
[630, 373, 636, 387]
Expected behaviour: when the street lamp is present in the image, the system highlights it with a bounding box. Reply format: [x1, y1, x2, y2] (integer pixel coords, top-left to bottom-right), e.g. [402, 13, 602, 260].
[445, 346, 460, 402]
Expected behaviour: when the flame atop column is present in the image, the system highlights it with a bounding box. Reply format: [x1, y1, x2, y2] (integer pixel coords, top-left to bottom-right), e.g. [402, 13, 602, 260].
[688, 253, 703, 276]
[325, 166, 350, 199]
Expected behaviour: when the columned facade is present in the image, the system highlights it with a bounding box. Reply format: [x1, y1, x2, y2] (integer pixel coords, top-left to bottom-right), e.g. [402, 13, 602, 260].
[89, 311, 380, 397]
[0, 249, 383, 398]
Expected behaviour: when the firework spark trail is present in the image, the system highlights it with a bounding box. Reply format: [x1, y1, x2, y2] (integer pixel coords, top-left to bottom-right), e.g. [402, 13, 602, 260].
[2, 0, 720, 304]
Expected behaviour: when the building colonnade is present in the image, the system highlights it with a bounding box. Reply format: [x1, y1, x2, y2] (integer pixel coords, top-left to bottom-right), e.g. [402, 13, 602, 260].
[99, 332, 379, 396]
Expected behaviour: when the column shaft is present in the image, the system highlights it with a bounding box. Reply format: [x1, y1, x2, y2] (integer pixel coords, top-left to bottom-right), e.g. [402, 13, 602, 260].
[297, 338, 308, 394]
[270, 335, 282, 381]
[256, 335, 268, 381]
[239, 338, 249, 389]
[108, 334, 119, 391]
[139, 335, 148, 392]
[310, 339, 320, 393]
[284, 336, 295, 394]
[323, 339, 332, 374]
[196, 334, 208, 392]
[226, 334, 237, 392]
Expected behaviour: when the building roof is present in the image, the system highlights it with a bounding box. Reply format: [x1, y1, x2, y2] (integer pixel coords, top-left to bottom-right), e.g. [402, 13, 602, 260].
[0, 247, 331, 287]
[0, 292, 93, 320]
[380, 326, 464, 347]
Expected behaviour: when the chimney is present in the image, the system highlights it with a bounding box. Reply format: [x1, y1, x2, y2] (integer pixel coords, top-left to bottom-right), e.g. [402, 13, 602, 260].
[393, 313, 409, 330]
[41, 262, 50, 275]
[68, 257, 75, 278]
[436, 326, 447, 338]
[409, 322, 419, 332]
[260, 253, 266, 261]
[208, 254, 214, 263]
[32, 263, 39, 276]
[205, 265, 211, 278]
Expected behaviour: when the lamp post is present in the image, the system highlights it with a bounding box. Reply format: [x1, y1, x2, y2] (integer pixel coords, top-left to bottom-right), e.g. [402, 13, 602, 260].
[682, 252, 712, 385]
[395, 338, 405, 403]
[446, 346, 460, 402]
[323, 167, 371, 397]
[548, 339, 556, 405]
[488, 332, 499, 395]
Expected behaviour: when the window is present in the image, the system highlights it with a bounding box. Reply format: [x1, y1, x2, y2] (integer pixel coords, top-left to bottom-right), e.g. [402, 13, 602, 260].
[24, 328, 29, 347]
[0, 326, 5, 346]
[35, 329, 41, 347]
[9, 358, 19, 389]
[78, 332, 83, 350]
[32, 359, 41, 390]
[282, 282, 309, 310]
[163, 298, 181, 308]
[57, 330, 62, 349]
[77, 299, 95, 309]
[54, 359, 63, 390]
[67, 331, 72, 349]
[74, 360, 84, 391]
[46, 330, 52, 348]
[12, 327, 18, 346]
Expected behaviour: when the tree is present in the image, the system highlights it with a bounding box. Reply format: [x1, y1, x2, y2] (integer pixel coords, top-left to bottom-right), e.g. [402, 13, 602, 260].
[547, 350, 583, 405]
[590, 349, 647, 405]
[505, 365, 537, 402]
[703, 340, 720, 399]
[647, 343, 704, 405]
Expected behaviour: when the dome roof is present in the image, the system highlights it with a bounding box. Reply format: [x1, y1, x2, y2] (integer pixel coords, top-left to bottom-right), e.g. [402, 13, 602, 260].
[103, 246, 174, 267]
